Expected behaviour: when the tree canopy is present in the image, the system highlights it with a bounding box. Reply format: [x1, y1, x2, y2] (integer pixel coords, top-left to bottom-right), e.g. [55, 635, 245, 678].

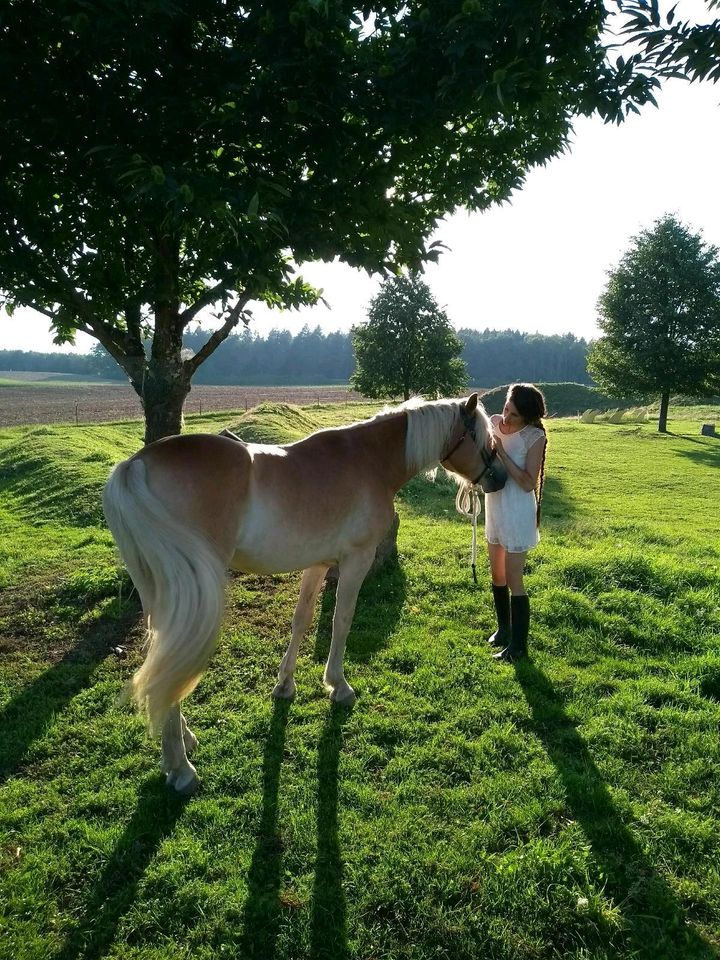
[351, 275, 467, 400]
[587, 214, 720, 431]
[621, 0, 720, 83]
[0, 1, 661, 440]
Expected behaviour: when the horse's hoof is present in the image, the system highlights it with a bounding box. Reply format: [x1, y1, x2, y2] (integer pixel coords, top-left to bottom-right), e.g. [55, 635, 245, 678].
[272, 679, 296, 700]
[166, 765, 200, 796]
[183, 729, 199, 754]
[331, 686, 356, 708]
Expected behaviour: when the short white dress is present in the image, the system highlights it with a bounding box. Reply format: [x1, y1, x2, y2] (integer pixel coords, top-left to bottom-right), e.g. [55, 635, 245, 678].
[485, 414, 546, 554]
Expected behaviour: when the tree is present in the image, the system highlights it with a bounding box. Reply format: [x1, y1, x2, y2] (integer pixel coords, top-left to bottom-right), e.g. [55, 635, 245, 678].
[0, 2, 659, 442]
[621, 0, 720, 84]
[587, 214, 720, 432]
[351, 275, 467, 401]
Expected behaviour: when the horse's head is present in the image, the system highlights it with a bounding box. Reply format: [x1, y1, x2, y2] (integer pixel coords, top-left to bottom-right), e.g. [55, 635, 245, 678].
[441, 393, 507, 494]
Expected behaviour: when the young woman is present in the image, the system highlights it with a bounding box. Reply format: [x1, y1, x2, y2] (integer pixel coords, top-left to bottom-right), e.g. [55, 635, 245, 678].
[485, 383, 548, 663]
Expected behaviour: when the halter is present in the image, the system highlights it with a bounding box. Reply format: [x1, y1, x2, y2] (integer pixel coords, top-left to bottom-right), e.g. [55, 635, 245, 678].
[441, 405, 507, 583]
[440, 409, 498, 486]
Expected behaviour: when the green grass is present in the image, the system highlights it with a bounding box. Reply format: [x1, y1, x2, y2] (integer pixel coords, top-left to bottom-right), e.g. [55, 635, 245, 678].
[0, 405, 719, 959]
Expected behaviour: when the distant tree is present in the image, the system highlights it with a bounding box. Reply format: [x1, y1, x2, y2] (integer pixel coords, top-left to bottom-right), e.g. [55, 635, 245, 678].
[0, 1, 659, 443]
[351, 275, 467, 401]
[457, 329, 591, 387]
[587, 214, 720, 432]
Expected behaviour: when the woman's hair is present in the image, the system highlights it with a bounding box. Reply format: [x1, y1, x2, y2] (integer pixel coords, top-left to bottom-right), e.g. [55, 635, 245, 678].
[507, 383, 548, 525]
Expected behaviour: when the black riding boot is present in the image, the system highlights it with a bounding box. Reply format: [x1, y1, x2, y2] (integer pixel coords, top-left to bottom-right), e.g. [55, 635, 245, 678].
[494, 594, 530, 663]
[487, 584, 511, 647]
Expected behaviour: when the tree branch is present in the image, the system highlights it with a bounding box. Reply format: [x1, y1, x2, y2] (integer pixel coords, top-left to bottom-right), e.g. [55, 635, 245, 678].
[8, 222, 96, 321]
[178, 273, 237, 327]
[183, 294, 252, 377]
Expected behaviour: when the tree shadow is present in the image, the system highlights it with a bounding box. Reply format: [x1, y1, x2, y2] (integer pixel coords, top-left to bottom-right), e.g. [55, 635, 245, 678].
[673, 443, 720, 470]
[514, 658, 716, 959]
[51, 778, 187, 960]
[310, 704, 351, 960]
[0, 605, 138, 786]
[238, 698, 292, 960]
[395, 471, 579, 527]
[313, 557, 406, 665]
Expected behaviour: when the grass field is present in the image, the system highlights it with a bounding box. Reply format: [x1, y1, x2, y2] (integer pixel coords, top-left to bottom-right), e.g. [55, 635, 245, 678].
[0, 402, 719, 960]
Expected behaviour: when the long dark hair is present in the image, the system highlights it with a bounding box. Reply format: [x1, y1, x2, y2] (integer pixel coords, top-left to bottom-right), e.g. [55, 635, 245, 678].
[507, 383, 547, 526]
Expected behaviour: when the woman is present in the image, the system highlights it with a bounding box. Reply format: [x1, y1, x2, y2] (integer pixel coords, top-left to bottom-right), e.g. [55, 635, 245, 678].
[485, 383, 548, 663]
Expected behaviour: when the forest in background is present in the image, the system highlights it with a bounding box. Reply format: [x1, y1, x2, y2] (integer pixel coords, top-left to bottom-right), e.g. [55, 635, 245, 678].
[0, 327, 592, 388]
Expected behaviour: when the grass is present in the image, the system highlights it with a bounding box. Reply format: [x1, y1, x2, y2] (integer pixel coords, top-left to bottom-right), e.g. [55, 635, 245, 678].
[0, 404, 719, 959]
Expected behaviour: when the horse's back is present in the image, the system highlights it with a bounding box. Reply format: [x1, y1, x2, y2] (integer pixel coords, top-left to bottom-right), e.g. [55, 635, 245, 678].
[130, 433, 252, 561]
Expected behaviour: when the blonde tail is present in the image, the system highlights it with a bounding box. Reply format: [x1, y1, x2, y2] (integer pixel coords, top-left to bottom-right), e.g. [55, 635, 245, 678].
[102, 458, 227, 734]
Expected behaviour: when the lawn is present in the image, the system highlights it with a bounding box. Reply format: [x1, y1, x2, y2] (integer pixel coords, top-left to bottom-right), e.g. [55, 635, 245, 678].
[0, 403, 719, 960]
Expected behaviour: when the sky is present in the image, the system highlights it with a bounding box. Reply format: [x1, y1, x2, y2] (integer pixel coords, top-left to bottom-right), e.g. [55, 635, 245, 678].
[2, 75, 719, 355]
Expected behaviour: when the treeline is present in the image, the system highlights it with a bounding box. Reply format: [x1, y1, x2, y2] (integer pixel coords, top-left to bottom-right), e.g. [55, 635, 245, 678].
[0, 327, 592, 387]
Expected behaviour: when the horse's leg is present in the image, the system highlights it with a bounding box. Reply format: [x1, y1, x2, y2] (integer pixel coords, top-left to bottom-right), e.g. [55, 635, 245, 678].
[161, 703, 199, 795]
[324, 547, 376, 706]
[273, 563, 329, 700]
[180, 711, 198, 754]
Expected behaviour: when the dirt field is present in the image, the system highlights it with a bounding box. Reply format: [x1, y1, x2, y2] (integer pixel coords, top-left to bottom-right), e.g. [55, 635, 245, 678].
[0, 381, 365, 428]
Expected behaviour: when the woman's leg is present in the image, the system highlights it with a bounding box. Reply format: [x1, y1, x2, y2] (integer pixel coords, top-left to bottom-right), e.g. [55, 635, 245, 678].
[505, 551, 527, 596]
[487, 542, 507, 586]
[495, 551, 530, 663]
[486, 543, 510, 646]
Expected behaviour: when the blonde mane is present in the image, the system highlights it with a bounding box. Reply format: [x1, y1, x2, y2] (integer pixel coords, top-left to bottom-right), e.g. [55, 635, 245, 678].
[402, 397, 461, 473]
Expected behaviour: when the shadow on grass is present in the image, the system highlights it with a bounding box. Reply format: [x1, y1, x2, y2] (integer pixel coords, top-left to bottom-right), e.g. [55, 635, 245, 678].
[310, 704, 352, 960]
[0, 606, 137, 786]
[395, 471, 579, 529]
[51, 778, 187, 960]
[239, 698, 292, 960]
[515, 658, 715, 959]
[313, 557, 406, 665]
[673, 444, 720, 469]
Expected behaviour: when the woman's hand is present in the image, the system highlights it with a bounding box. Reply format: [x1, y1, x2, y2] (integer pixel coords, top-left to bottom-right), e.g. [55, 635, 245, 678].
[492, 430, 507, 461]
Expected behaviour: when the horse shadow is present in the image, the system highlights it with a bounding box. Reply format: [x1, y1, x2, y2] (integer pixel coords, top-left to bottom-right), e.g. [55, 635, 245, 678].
[514, 658, 715, 959]
[239, 700, 353, 960]
[238, 698, 293, 960]
[312, 556, 407, 665]
[240, 560, 404, 960]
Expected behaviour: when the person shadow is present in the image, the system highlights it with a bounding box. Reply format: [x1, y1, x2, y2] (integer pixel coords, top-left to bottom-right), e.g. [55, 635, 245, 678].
[514, 658, 716, 959]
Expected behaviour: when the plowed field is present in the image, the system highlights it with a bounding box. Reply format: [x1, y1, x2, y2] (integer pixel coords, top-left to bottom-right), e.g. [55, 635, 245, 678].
[0, 381, 364, 428]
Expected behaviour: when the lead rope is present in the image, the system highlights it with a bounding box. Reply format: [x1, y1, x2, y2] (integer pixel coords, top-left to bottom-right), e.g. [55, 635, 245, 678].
[455, 482, 482, 583]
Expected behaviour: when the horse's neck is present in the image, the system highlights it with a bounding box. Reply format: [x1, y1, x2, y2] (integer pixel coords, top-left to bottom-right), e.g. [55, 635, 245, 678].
[359, 412, 413, 493]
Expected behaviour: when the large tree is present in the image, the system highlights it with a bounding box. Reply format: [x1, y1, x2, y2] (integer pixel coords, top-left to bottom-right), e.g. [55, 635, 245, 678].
[351, 274, 467, 401]
[0, 1, 659, 442]
[587, 214, 720, 432]
[621, 0, 720, 84]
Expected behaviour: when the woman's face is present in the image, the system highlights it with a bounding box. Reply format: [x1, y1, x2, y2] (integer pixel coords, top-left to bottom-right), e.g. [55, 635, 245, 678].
[502, 399, 525, 430]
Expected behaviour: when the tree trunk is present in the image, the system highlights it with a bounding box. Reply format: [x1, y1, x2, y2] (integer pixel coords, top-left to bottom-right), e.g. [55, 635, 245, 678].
[141, 371, 191, 444]
[658, 390, 670, 433]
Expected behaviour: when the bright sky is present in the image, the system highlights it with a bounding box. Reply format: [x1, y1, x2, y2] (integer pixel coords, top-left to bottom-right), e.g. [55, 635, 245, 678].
[3, 76, 719, 355]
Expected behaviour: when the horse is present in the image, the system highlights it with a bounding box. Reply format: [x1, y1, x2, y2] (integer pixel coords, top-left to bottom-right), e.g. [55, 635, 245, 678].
[102, 392, 493, 794]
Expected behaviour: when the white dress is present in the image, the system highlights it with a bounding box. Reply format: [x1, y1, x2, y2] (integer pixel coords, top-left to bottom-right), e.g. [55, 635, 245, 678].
[484, 414, 546, 553]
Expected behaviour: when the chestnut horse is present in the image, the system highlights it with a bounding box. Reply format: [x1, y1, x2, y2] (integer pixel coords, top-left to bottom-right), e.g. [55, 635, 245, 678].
[102, 393, 491, 794]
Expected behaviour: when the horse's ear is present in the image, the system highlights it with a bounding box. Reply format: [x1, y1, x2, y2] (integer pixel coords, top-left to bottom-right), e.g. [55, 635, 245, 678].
[464, 393, 479, 416]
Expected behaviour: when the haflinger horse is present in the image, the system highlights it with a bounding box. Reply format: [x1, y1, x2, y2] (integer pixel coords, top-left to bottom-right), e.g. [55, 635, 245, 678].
[102, 393, 493, 794]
